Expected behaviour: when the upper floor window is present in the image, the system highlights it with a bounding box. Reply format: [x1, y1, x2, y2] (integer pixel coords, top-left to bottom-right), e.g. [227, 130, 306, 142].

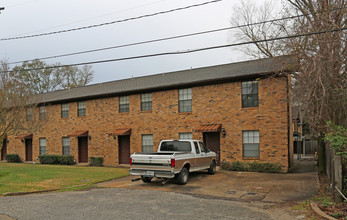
[39, 138, 46, 155]
[242, 130, 260, 158]
[242, 81, 258, 108]
[62, 137, 70, 155]
[26, 109, 32, 121]
[61, 103, 69, 118]
[179, 133, 192, 140]
[142, 134, 153, 153]
[78, 101, 86, 116]
[141, 93, 152, 111]
[178, 88, 192, 113]
[119, 96, 129, 113]
[39, 106, 46, 120]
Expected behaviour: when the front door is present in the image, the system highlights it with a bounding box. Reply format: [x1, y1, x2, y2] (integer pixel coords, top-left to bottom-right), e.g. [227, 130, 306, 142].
[203, 132, 220, 165]
[118, 135, 130, 164]
[78, 137, 88, 163]
[1, 139, 7, 160]
[25, 139, 33, 161]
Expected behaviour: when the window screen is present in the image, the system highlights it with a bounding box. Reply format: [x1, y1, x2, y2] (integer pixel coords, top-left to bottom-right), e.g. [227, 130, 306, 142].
[62, 137, 70, 155]
[142, 134, 153, 153]
[119, 96, 129, 113]
[61, 103, 69, 118]
[243, 130, 260, 157]
[141, 93, 152, 111]
[242, 81, 258, 108]
[39, 138, 46, 155]
[178, 88, 192, 113]
[78, 101, 86, 116]
[179, 133, 192, 140]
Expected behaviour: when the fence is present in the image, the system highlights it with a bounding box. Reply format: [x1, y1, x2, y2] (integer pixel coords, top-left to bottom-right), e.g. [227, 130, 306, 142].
[304, 140, 318, 154]
[325, 142, 346, 202]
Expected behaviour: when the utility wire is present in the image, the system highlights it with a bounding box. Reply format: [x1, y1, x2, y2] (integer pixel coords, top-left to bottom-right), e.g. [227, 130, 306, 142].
[3, 27, 346, 73]
[8, 5, 347, 65]
[0, 0, 222, 41]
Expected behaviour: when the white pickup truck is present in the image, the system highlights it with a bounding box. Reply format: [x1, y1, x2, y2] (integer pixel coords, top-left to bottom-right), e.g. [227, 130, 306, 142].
[130, 140, 217, 185]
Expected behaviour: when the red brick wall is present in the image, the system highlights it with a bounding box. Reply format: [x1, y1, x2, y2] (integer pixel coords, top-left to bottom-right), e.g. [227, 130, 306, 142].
[7, 76, 292, 171]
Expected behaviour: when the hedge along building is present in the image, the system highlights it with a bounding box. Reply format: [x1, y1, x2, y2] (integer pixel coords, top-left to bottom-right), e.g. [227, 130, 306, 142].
[4, 56, 295, 171]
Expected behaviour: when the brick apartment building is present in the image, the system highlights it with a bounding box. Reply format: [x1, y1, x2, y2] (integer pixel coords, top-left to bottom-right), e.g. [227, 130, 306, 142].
[2, 56, 295, 171]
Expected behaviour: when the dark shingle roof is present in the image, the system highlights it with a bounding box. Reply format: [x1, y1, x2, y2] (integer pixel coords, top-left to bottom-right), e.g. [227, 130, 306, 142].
[37, 56, 296, 104]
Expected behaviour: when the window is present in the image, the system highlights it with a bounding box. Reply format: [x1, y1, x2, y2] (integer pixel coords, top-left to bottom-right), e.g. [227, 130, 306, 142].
[39, 106, 46, 120]
[142, 134, 153, 153]
[179, 133, 192, 140]
[119, 96, 129, 113]
[199, 142, 207, 153]
[178, 88, 192, 113]
[78, 101, 86, 116]
[39, 138, 46, 155]
[141, 93, 152, 111]
[194, 142, 200, 154]
[26, 109, 32, 121]
[242, 81, 258, 108]
[160, 141, 191, 152]
[62, 137, 70, 155]
[243, 131, 260, 157]
[61, 103, 69, 118]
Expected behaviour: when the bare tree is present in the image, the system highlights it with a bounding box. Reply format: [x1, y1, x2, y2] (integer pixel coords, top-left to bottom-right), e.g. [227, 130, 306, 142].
[12, 60, 94, 94]
[0, 60, 41, 152]
[231, 0, 347, 134]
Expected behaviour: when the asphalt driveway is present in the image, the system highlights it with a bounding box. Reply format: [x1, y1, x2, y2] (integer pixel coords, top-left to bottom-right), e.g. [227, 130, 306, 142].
[98, 159, 319, 203]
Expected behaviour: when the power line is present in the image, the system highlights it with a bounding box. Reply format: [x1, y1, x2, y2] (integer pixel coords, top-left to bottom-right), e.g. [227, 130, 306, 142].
[3, 27, 346, 73]
[8, 6, 347, 65]
[0, 0, 222, 41]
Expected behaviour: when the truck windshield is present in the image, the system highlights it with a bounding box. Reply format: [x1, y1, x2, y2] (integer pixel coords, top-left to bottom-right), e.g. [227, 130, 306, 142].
[160, 141, 192, 152]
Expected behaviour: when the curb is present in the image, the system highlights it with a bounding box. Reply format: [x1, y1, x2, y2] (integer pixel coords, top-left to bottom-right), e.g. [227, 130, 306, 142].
[3, 184, 87, 196]
[310, 202, 337, 220]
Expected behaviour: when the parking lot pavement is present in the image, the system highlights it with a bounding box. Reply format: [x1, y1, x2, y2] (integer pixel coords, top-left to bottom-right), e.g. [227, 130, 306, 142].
[98, 159, 319, 203]
[0, 188, 276, 220]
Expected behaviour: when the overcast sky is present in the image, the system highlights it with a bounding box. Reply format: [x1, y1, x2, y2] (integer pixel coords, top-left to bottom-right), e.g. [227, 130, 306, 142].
[0, 0, 269, 84]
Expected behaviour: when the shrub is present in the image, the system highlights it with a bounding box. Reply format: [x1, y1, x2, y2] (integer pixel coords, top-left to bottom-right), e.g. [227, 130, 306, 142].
[38, 155, 75, 165]
[89, 157, 103, 166]
[5, 154, 21, 163]
[221, 160, 281, 173]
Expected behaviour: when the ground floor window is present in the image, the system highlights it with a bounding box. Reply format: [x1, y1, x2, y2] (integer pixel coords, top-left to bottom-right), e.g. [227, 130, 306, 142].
[142, 134, 153, 153]
[179, 133, 192, 140]
[242, 130, 259, 157]
[39, 138, 46, 155]
[62, 137, 70, 155]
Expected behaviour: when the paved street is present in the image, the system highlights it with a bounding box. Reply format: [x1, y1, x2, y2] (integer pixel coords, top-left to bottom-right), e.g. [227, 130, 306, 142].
[0, 187, 277, 220]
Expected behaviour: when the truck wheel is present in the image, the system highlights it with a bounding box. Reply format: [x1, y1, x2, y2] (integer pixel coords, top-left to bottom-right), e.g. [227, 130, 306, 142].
[141, 176, 152, 183]
[208, 161, 216, 175]
[177, 167, 189, 185]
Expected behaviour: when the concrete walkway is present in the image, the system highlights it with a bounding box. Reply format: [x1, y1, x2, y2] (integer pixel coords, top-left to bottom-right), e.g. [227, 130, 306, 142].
[98, 159, 319, 203]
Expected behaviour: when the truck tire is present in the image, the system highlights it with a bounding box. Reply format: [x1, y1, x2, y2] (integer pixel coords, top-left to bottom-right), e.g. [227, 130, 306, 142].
[208, 161, 216, 175]
[141, 176, 152, 183]
[176, 167, 189, 185]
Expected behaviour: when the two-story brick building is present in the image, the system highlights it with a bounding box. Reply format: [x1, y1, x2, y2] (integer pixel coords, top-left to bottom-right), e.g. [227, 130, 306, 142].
[3, 56, 295, 171]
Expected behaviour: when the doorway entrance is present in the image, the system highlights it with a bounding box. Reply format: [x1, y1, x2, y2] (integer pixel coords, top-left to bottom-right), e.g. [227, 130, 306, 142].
[203, 132, 220, 165]
[118, 135, 130, 165]
[25, 139, 33, 161]
[78, 137, 88, 163]
[1, 139, 7, 160]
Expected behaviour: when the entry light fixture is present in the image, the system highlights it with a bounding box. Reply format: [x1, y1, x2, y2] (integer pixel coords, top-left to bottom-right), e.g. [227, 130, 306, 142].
[88, 135, 92, 140]
[21, 138, 24, 143]
[113, 135, 117, 140]
[222, 128, 226, 137]
[6, 139, 9, 143]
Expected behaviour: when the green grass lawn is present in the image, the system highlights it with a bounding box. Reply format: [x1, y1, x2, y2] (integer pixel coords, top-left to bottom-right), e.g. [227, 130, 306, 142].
[0, 163, 129, 195]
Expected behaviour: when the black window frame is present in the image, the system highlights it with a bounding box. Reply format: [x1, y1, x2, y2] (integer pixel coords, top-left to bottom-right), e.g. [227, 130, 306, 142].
[241, 81, 259, 108]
